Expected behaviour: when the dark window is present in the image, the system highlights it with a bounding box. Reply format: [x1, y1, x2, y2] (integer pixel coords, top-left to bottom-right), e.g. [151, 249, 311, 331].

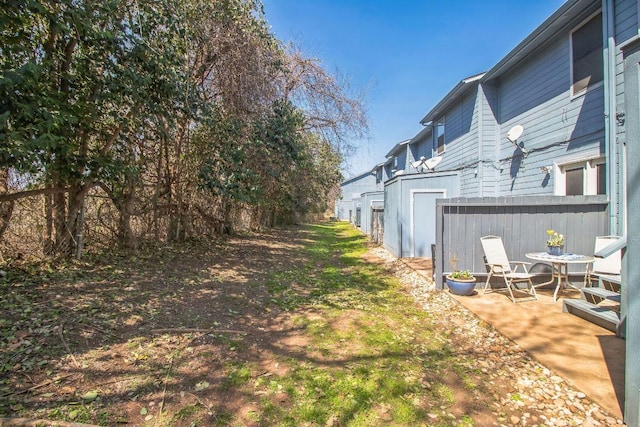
[435, 120, 445, 154]
[566, 167, 584, 195]
[597, 162, 606, 195]
[572, 13, 603, 95]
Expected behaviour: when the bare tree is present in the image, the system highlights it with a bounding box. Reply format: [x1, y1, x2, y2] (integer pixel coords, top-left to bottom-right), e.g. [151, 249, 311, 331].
[278, 46, 369, 161]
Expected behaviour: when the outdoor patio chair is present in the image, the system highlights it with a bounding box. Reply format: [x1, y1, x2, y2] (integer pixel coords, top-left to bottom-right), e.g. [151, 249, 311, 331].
[584, 235, 622, 287]
[480, 235, 537, 303]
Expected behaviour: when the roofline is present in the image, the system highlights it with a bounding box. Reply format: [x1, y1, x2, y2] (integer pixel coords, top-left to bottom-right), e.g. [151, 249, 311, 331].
[384, 139, 412, 159]
[340, 169, 376, 186]
[419, 0, 600, 124]
[419, 73, 485, 124]
[370, 162, 385, 172]
[408, 125, 433, 145]
[482, 0, 599, 82]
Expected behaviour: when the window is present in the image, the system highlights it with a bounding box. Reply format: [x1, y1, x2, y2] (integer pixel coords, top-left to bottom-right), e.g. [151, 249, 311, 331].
[571, 12, 603, 96]
[557, 158, 606, 195]
[565, 167, 584, 195]
[434, 120, 445, 154]
[596, 162, 606, 195]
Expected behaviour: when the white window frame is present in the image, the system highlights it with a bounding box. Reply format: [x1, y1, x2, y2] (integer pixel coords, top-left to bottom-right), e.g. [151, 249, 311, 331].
[554, 156, 606, 195]
[570, 10, 604, 98]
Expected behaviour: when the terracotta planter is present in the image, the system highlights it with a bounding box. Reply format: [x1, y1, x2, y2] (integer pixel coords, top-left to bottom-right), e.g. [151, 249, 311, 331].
[445, 275, 477, 296]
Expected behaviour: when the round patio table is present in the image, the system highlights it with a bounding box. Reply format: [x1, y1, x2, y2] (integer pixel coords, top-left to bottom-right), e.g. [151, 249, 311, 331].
[525, 252, 595, 302]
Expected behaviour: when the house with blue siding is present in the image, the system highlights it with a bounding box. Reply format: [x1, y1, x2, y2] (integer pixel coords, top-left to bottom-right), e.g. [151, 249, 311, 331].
[414, 1, 625, 236]
[335, 170, 376, 222]
[418, 73, 485, 197]
[336, 0, 639, 422]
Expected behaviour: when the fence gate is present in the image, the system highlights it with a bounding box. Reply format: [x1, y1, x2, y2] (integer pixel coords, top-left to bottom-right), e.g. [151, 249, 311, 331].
[371, 207, 384, 244]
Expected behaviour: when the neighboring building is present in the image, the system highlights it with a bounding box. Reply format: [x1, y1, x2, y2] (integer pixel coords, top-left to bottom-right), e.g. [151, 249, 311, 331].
[335, 170, 376, 222]
[419, 73, 486, 197]
[339, 0, 629, 250]
[382, 129, 460, 258]
[336, 0, 639, 422]
[383, 139, 411, 178]
[412, 0, 626, 236]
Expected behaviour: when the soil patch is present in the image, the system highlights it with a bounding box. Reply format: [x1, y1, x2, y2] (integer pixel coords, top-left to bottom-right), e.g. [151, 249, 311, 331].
[0, 225, 623, 426]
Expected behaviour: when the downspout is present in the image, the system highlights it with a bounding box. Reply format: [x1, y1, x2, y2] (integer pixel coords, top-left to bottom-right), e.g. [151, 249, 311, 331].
[603, 0, 619, 234]
[477, 85, 484, 197]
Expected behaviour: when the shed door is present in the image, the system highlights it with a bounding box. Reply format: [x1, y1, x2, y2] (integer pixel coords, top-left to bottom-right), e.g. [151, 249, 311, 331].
[412, 191, 443, 257]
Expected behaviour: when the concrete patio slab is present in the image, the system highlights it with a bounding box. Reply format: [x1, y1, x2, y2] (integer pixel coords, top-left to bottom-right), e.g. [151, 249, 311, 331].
[400, 258, 625, 420]
[449, 287, 625, 420]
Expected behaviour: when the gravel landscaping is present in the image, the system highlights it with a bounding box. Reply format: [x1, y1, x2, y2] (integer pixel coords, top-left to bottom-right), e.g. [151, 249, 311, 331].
[369, 245, 625, 426]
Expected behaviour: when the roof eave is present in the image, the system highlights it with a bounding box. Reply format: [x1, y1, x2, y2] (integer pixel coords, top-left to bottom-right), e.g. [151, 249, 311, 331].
[482, 0, 599, 82]
[419, 72, 485, 124]
[384, 139, 412, 158]
[409, 125, 433, 145]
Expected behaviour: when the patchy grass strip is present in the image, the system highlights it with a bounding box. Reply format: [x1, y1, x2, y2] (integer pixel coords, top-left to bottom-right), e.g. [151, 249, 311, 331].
[249, 222, 489, 426]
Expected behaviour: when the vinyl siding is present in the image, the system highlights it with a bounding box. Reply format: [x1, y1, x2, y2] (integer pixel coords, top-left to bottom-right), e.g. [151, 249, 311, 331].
[480, 84, 500, 197]
[434, 88, 480, 194]
[492, 26, 605, 196]
[384, 173, 460, 258]
[408, 137, 431, 174]
[337, 172, 377, 220]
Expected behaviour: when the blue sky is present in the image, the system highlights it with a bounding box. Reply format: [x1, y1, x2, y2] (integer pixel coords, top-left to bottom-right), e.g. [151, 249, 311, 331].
[261, 0, 567, 178]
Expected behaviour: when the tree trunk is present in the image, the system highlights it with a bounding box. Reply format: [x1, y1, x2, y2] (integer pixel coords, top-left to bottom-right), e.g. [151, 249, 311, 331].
[50, 183, 89, 257]
[117, 174, 137, 249]
[52, 183, 69, 255]
[222, 198, 234, 235]
[43, 193, 53, 255]
[0, 169, 14, 243]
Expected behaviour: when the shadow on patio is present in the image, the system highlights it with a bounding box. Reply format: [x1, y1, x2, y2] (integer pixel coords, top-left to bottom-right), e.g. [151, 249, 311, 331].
[402, 259, 625, 420]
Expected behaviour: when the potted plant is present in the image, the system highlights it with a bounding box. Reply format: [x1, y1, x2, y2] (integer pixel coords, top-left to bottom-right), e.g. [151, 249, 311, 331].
[445, 270, 477, 296]
[546, 229, 565, 256]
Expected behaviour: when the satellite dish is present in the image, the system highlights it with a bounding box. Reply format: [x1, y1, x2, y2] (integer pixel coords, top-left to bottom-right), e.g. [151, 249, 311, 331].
[411, 156, 427, 170]
[411, 155, 441, 172]
[424, 156, 442, 171]
[506, 125, 524, 143]
[506, 124, 528, 155]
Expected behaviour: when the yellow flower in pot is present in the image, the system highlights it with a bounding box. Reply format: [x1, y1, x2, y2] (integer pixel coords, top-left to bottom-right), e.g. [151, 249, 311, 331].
[546, 229, 565, 255]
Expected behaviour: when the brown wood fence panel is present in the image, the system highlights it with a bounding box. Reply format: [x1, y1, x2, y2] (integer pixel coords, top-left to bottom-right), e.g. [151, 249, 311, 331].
[371, 207, 384, 244]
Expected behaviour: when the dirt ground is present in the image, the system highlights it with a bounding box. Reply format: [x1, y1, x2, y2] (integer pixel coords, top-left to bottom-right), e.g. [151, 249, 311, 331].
[0, 225, 622, 426]
[2, 227, 324, 425]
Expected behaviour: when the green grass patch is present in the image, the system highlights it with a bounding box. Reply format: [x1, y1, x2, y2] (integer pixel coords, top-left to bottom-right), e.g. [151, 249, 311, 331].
[0, 221, 492, 426]
[250, 221, 481, 426]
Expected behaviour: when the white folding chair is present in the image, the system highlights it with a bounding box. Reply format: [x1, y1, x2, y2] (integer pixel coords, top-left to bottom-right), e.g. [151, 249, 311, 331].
[481, 235, 537, 303]
[585, 235, 621, 288]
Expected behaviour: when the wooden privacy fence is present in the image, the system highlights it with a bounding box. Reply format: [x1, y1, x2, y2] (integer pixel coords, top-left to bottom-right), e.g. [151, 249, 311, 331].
[371, 207, 384, 244]
[434, 196, 610, 290]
